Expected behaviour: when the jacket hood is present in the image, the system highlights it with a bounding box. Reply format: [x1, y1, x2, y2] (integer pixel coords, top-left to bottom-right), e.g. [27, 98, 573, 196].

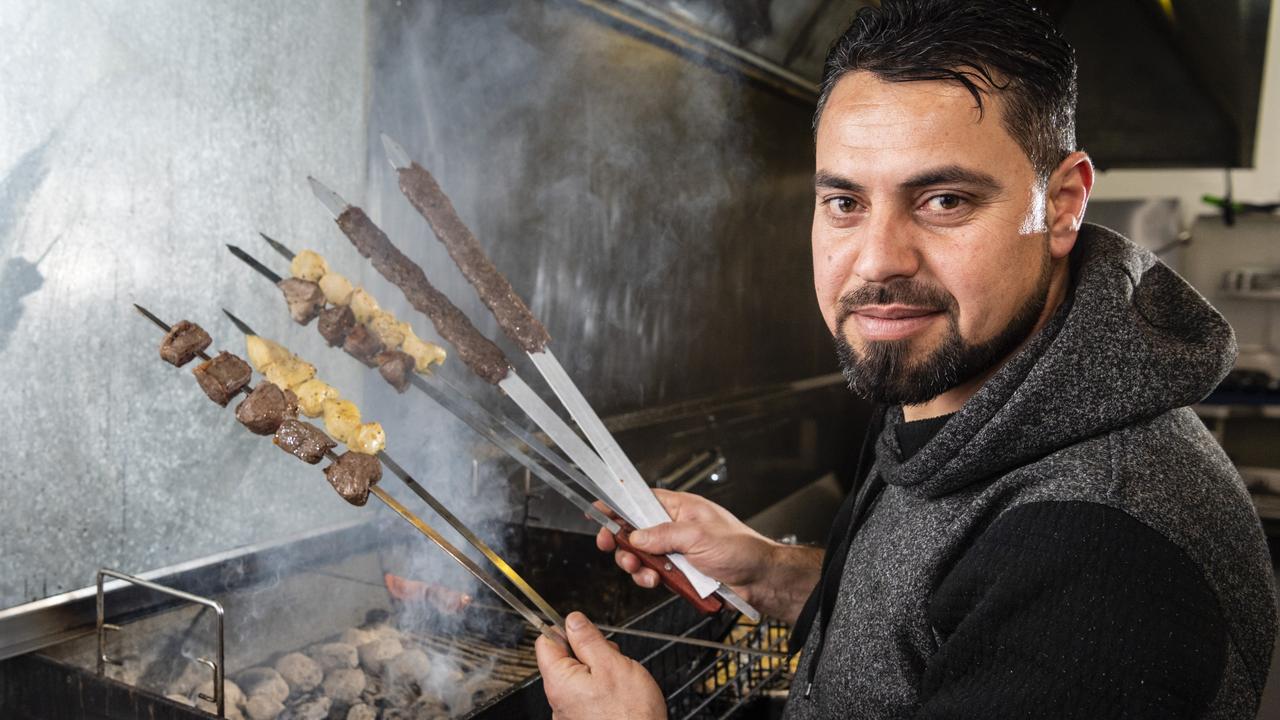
[877, 223, 1237, 498]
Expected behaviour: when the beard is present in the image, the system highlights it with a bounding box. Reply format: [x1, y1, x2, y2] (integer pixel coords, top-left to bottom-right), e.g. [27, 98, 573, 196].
[833, 250, 1053, 406]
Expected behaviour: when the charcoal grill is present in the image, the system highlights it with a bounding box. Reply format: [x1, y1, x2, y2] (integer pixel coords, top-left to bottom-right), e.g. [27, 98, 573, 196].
[1, 376, 853, 719]
[0, 518, 792, 719]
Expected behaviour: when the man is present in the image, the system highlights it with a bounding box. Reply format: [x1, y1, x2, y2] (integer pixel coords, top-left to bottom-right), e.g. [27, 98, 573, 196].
[536, 1, 1278, 717]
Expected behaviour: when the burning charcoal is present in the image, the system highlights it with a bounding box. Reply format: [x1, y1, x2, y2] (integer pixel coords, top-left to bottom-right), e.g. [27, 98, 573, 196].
[317, 304, 357, 347]
[342, 323, 385, 366]
[323, 451, 382, 506]
[192, 351, 252, 406]
[322, 667, 367, 704]
[409, 696, 452, 720]
[357, 637, 403, 675]
[346, 704, 377, 720]
[236, 667, 289, 705]
[375, 350, 415, 393]
[159, 320, 211, 367]
[274, 652, 322, 693]
[273, 419, 336, 465]
[244, 695, 285, 720]
[308, 642, 358, 671]
[385, 649, 431, 687]
[235, 382, 290, 435]
[467, 677, 511, 706]
[277, 278, 325, 325]
[338, 627, 379, 647]
[192, 679, 246, 719]
[286, 696, 331, 720]
[167, 661, 209, 696]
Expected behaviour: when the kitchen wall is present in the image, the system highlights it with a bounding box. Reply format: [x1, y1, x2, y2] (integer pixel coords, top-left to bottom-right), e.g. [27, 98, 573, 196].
[0, 1, 378, 610]
[1091, 0, 1280, 374]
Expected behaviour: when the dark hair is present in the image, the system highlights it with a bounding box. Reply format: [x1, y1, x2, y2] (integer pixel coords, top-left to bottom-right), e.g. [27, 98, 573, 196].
[815, 0, 1078, 179]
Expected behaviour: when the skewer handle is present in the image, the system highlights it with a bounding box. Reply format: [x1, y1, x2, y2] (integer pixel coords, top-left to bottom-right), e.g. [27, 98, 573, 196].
[613, 523, 724, 616]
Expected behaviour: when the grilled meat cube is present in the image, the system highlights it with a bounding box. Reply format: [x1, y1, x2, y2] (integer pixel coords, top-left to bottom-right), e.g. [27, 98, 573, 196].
[342, 323, 385, 366]
[319, 272, 353, 306]
[273, 419, 336, 464]
[349, 288, 380, 324]
[234, 381, 289, 435]
[245, 335, 292, 373]
[290, 249, 328, 282]
[375, 350, 414, 393]
[294, 379, 338, 418]
[192, 352, 252, 406]
[159, 320, 211, 367]
[401, 331, 446, 373]
[282, 388, 299, 418]
[262, 356, 315, 391]
[322, 399, 361, 445]
[349, 422, 385, 455]
[317, 304, 357, 347]
[277, 278, 325, 325]
[323, 451, 382, 506]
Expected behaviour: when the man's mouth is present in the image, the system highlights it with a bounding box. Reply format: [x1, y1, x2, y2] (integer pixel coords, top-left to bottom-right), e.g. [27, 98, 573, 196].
[847, 304, 943, 341]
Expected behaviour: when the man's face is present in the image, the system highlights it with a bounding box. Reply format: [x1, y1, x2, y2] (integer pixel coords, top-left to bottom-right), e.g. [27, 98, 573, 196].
[812, 72, 1054, 405]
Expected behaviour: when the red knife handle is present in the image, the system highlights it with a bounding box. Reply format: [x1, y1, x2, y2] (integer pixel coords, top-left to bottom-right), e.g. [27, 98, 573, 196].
[613, 525, 723, 615]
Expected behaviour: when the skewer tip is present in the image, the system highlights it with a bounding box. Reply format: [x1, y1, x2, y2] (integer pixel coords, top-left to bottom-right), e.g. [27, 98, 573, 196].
[220, 308, 255, 337]
[257, 232, 295, 260]
[307, 176, 350, 220]
[380, 133, 412, 171]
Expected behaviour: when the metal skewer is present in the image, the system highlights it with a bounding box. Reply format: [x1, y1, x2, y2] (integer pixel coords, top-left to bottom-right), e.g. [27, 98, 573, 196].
[233, 239, 619, 532]
[303, 179, 729, 615]
[377, 138, 757, 618]
[218, 308, 567, 633]
[133, 304, 566, 644]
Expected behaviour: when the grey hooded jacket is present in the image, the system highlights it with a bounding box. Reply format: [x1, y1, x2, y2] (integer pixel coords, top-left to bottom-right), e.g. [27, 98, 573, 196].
[783, 224, 1277, 719]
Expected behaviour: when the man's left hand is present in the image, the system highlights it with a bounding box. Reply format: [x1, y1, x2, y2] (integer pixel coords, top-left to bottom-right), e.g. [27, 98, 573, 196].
[535, 611, 667, 720]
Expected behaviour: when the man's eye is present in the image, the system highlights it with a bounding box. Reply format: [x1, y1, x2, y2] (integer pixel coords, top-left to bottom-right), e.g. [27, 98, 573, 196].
[925, 194, 965, 211]
[826, 197, 857, 214]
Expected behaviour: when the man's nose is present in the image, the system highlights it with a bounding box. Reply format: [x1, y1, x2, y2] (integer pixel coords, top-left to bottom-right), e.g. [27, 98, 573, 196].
[851, 209, 919, 284]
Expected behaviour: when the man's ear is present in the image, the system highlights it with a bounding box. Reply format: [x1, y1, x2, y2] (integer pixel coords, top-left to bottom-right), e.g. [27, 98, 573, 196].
[1046, 151, 1094, 259]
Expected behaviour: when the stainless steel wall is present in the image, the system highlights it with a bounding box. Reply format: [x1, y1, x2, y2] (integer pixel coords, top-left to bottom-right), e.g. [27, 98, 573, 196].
[0, 1, 375, 610]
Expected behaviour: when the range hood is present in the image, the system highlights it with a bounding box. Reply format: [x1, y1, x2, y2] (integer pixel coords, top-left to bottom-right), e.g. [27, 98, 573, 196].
[583, 0, 1272, 168]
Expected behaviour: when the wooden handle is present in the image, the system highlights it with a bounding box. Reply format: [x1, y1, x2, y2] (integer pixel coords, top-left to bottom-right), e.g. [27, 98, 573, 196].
[614, 525, 723, 615]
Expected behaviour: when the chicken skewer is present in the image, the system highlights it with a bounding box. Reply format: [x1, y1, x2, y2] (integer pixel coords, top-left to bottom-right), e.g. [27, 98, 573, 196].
[230, 239, 716, 612]
[219, 308, 568, 631]
[229, 241, 614, 525]
[304, 179, 729, 615]
[136, 304, 566, 641]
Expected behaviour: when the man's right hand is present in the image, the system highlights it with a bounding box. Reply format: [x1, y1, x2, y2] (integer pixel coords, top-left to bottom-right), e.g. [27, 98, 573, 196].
[595, 489, 823, 624]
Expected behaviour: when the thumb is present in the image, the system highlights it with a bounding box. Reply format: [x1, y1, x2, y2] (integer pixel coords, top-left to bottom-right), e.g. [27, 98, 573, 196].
[628, 521, 701, 556]
[564, 612, 619, 668]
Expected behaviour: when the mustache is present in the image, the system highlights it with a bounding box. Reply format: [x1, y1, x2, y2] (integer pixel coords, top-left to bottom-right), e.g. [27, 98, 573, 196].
[836, 281, 957, 325]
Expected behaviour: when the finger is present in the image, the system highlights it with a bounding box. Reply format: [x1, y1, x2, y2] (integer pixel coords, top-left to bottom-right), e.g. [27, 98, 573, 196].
[565, 612, 621, 668]
[633, 568, 659, 589]
[615, 549, 640, 574]
[592, 500, 620, 520]
[627, 521, 703, 556]
[535, 633, 574, 673]
[596, 526, 617, 552]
